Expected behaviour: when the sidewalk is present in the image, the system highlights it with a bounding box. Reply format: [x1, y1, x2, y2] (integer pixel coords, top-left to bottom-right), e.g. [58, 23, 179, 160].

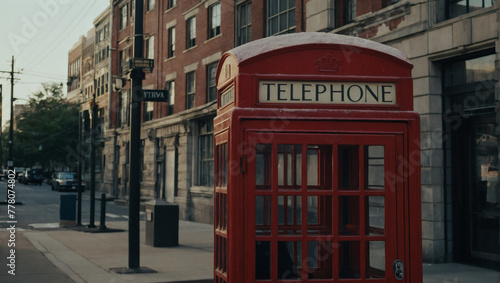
[23, 220, 213, 283]
[2, 219, 499, 283]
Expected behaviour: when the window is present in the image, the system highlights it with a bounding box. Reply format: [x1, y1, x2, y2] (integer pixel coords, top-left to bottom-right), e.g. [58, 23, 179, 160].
[207, 62, 218, 102]
[120, 4, 128, 30]
[140, 139, 145, 182]
[186, 17, 196, 49]
[236, 1, 252, 46]
[120, 90, 130, 127]
[101, 74, 105, 95]
[96, 77, 100, 96]
[186, 71, 195, 109]
[198, 120, 214, 186]
[104, 23, 109, 39]
[144, 101, 153, 122]
[147, 0, 155, 11]
[118, 92, 123, 127]
[168, 0, 176, 9]
[146, 35, 154, 59]
[447, 0, 493, 19]
[266, 0, 295, 36]
[335, 0, 356, 28]
[119, 50, 124, 74]
[442, 52, 498, 266]
[209, 3, 221, 38]
[168, 27, 175, 58]
[167, 80, 175, 115]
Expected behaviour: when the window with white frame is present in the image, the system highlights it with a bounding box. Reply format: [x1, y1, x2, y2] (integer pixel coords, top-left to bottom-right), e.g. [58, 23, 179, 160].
[144, 101, 153, 122]
[168, 27, 175, 58]
[186, 17, 196, 49]
[266, 0, 295, 36]
[120, 4, 128, 30]
[236, 0, 252, 46]
[208, 3, 221, 39]
[207, 62, 218, 102]
[168, 0, 176, 9]
[167, 80, 175, 115]
[186, 71, 195, 109]
[146, 35, 154, 59]
[147, 0, 155, 11]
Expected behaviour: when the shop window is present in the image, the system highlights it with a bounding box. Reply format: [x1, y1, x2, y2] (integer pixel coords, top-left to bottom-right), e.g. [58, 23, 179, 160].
[207, 62, 218, 102]
[209, 3, 221, 39]
[442, 51, 499, 266]
[186, 71, 195, 109]
[446, 0, 493, 19]
[186, 17, 196, 49]
[198, 120, 214, 186]
[266, 0, 295, 36]
[236, 0, 252, 46]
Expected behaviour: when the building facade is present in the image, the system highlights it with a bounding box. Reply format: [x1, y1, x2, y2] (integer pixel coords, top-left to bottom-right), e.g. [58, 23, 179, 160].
[328, 0, 499, 268]
[68, 0, 500, 269]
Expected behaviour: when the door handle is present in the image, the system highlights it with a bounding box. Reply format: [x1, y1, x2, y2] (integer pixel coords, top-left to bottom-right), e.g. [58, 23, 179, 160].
[393, 259, 404, 280]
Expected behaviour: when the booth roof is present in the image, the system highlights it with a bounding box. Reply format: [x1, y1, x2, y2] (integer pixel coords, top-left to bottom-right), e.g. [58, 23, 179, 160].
[229, 32, 410, 65]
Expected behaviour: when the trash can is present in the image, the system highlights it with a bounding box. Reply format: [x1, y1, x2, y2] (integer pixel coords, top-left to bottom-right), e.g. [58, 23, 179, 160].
[145, 199, 179, 247]
[59, 194, 77, 227]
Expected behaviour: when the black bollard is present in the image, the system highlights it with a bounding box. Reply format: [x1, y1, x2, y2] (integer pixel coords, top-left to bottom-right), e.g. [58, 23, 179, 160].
[99, 193, 107, 231]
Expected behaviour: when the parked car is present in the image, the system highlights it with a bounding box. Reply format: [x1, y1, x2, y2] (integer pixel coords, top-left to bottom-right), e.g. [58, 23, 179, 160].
[13, 167, 25, 179]
[0, 169, 5, 180]
[50, 172, 79, 191]
[19, 169, 43, 185]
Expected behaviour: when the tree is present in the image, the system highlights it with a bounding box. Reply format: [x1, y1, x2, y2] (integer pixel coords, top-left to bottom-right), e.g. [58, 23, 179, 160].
[11, 82, 80, 170]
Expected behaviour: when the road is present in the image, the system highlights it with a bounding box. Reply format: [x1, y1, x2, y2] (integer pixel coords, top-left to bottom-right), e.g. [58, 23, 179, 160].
[0, 178, 143, 282]
[0, 178, 139, 229]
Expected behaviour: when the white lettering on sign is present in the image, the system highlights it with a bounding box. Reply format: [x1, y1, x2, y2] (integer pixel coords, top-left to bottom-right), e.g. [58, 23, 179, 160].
[144, 91, 166, 99]
[259, 81, 396, 105]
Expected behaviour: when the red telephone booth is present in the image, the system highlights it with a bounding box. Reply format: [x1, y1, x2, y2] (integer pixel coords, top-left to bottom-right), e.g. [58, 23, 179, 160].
[213, 33, 422, 283]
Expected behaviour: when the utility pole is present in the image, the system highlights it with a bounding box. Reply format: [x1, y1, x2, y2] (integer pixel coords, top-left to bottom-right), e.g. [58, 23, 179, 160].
[8, 56, 17, 171]
[0, 57, 21, 203]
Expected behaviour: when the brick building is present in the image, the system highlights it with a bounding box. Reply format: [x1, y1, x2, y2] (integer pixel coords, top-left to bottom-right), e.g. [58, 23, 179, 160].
[68, 0, 500, 269]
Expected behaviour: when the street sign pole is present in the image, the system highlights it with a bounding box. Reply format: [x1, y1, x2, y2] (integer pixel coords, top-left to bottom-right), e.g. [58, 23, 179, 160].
[110, 0, 155, 274]
[128, 0, 144, 270]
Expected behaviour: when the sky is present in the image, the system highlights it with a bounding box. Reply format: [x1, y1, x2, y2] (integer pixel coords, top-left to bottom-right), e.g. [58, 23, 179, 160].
[0, 0, 110, 127]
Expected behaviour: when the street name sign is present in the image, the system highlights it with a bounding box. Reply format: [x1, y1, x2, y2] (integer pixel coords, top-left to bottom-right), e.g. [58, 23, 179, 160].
[142, 90, 168, 102]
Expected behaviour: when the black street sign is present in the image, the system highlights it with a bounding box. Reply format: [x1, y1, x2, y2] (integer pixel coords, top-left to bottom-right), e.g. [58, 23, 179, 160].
[142, 90, 168, 102]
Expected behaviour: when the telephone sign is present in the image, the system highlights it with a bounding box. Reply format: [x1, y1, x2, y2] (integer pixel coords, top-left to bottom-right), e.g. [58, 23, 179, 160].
[259, 81, 396, 105]
[214, 33, 422, 283]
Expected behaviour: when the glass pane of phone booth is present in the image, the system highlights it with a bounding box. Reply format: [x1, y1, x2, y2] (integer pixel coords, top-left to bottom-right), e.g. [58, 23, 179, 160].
[251, 134, 397, 281]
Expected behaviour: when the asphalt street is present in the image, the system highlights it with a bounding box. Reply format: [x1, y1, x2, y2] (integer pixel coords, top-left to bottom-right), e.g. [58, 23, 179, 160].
[0, 178, 141, 282]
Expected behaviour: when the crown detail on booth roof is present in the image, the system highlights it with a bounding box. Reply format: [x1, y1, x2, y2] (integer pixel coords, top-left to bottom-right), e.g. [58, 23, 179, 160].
[315, 54, 342, 72]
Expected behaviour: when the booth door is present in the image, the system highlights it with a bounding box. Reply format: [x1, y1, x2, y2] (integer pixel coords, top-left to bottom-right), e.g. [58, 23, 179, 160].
[246, 133, 403, 282]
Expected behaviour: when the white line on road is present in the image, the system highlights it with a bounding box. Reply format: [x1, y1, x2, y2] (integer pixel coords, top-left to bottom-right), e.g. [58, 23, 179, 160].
[105, 213, 122, 218]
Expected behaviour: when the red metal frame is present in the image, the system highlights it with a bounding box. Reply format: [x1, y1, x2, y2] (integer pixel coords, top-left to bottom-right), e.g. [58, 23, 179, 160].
[214, 34, 422, 283]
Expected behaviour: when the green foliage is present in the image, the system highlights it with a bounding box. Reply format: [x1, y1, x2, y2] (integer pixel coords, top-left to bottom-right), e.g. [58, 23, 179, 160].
[4, 82, 80, 169]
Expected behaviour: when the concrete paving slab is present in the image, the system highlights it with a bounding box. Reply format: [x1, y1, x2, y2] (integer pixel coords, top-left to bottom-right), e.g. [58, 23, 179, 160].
[0, 230, 73, 283]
